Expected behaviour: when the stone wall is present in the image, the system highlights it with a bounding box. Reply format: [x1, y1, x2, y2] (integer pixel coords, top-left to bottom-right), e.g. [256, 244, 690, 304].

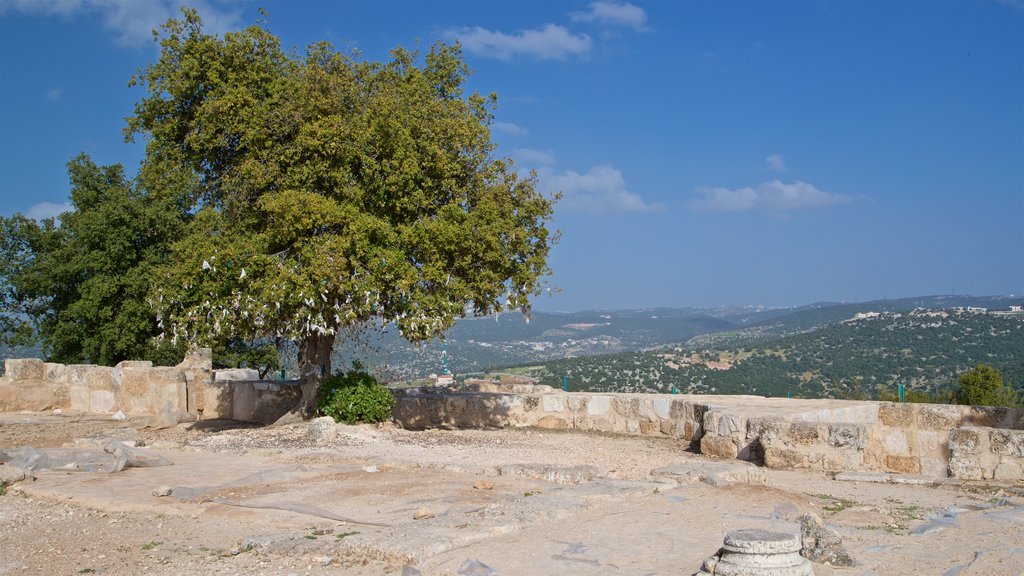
[391, 384, 1024, 478]
[0, 354, 298, 425]
[948, 426, 1024, 480]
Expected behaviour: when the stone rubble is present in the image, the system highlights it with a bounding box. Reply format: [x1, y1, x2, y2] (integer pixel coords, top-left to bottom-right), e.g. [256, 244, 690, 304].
[798, 512, 855, 567]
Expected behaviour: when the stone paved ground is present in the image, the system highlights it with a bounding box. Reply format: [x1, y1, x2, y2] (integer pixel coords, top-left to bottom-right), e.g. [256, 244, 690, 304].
[1, 413, 1023, 575]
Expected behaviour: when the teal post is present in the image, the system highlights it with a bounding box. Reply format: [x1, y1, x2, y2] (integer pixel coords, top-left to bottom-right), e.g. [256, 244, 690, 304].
[671, 386, 677, 395]
[562, 375, 568, 392]
[898, 383, 905, 402]
[279, 369, 285, 381]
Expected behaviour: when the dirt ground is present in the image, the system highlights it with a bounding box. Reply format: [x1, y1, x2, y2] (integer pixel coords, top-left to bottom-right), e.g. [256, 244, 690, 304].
[1, 412, 1023, 576]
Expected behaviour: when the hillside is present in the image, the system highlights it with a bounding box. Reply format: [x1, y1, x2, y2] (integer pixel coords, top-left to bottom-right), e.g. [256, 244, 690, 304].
[517, 309, 1024, 400]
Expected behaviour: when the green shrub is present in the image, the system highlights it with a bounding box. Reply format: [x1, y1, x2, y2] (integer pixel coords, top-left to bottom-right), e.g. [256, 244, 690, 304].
[315, 367, 395, 424]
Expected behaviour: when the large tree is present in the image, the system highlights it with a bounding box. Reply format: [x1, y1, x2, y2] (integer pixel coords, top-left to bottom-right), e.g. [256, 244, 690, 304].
[128, 11, 557, 418]
[1, 155, 186, 365]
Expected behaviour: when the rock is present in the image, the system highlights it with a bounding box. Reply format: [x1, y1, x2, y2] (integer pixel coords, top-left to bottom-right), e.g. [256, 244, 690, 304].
[799, 512, 855, 567]
[308, 416, 338, 441]
[496, 463, 606, 485]
[701, 433, 739, 459]
[0, 464, 26, 486]
[363, 465, 379, 473]
[457, 558, 497, 576]
[111, 411, 127, 421]
[413, 507, 435, 520]
[152, 486, 173, 497]
[312, 555, 332, 566]
[473, 479, 494, 490]
[52, 408, 62, 415]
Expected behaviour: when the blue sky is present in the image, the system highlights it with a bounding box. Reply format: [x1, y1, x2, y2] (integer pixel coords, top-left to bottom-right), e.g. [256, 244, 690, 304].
[1, 0, 1021, 311]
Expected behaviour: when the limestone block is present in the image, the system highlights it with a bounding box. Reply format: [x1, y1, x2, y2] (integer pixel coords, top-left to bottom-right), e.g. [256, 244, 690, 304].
[89, 390, 116, 413]
[593, 415, 616, 433]
[44, 362, 68, 383]
[86, 366, 116, 393]
[17, 381, 56, 410]
[214, 368, 260, 381]
[178, 347, 213, 369]
[5, 358, 45, 381]
[705, 411, 746, 438]
[0, 382, 17, 409]
[573, 413, 595, 431]
[587, 395, 610, 416]
[542, 394, 564, 413]
[881, 429, 909, 454]
[68, 365, 90, 388]
[115, 360, 154, 369]
[495, 395, 522, 410]
[817, 452, 858, 472]
[917, 404, 962, 430]
[878, 403, 915, 427]
[990, 429, 1024, 457]
[567, 395, 587, 412]
[69, 384, 89, 412]
[659, 418, 676, 437]
[652, 397, 671, 420]
[200, 381, 232, 419]
[919, 457, 949, 478]
[537, 415, 569, 430]
[639, 420, 660, 436]
[799, 512, 856, 566]
[884, 454, 921, 474]
[764, 447, 806, 469]
[120, 368, 153, 414]
[948, 455, 983, 480]
[523, 396, 539, 412]
[962, 406, 1009, 428]
[701, 433, 739, 459]
[993, 461, 1024, 481]
[948, 427, 983, 454]
[626, 419, 639, 434]
[787, 422, 821, 445]
[828, 424, 866, 449]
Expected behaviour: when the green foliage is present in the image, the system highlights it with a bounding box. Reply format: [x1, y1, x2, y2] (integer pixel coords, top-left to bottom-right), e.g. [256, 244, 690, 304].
[1, 155, 185, 365]
[956, 364, 1020, 407]
[213, 338, 280, 378]
[519, 310, 1023, 401]
[128, 10, 557, 413]
[315, 366, 395, 424]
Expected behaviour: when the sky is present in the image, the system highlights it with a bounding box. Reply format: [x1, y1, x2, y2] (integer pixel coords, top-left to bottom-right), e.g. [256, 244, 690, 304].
[1, 0, 1021, 311]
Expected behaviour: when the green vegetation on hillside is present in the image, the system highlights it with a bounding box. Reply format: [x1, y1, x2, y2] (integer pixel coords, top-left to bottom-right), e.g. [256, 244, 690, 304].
[518, 310, 1023, 401]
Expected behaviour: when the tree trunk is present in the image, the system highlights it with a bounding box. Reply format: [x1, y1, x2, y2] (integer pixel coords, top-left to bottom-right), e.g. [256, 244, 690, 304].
[274, 332, 335, 425]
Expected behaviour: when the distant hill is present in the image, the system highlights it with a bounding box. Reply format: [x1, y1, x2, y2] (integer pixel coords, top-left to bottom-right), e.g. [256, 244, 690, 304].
[518, 308, 1024, 401]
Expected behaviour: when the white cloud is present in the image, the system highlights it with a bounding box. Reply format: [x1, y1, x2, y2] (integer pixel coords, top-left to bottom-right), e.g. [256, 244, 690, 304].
[570, 1, 648, 31]
[26, 201, 73, 220]
[539, 165, 662, 214]
[765, 153, 786, 173]
[450, 23, 592, 61]
[46, 87, 63, 101]
[512, 148, 557, 166]
[690, 180, 850, 213]
[492, 121, 528, 136]
[0, 0, 242, 48]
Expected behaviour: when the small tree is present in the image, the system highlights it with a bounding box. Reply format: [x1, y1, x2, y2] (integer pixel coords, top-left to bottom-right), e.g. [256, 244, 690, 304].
[956, 364, 1020, 407]
[129, 11, 557, 419]
[1, 155, 186, 365]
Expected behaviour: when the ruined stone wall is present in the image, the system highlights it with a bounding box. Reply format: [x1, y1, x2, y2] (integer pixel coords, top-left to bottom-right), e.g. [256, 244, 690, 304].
[391, 385, 1024, 478]
[0, 354, 298, 425]
[948, 426, 1024, 481]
